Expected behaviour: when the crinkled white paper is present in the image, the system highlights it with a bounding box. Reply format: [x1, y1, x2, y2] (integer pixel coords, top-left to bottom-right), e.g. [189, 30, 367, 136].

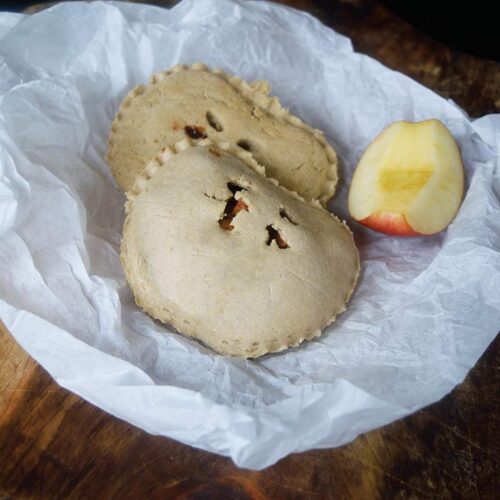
[0, 0, 499, 470]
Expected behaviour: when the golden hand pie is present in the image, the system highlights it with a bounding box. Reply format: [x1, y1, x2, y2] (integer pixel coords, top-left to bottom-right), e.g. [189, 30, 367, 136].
[121, 140, 359, 358]
[108, 63, 338, 205]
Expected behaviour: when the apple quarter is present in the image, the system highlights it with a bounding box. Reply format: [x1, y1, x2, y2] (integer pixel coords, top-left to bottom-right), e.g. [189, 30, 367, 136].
[348, 120, 464, 236]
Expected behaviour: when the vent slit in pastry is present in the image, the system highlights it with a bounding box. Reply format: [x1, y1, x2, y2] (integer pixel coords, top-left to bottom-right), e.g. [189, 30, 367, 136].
[218, 182, 249, 231]
[206, 111, 223, 132]
[265, 225, 289, 249]
[184, 125, 207, 140]
[279, 208, 298, 225]
[236, 139, 253, 152]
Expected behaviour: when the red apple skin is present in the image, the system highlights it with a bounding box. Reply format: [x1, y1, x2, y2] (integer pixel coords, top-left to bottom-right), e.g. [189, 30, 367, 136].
[358, 212, 421, 237]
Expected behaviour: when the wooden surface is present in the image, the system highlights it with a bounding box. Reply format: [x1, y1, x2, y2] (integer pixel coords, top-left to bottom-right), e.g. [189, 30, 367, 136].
[1, 1, 499, 498]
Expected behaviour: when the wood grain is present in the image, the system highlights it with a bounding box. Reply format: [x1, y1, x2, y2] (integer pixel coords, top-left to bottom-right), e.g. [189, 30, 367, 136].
[1, 1, 499, 498]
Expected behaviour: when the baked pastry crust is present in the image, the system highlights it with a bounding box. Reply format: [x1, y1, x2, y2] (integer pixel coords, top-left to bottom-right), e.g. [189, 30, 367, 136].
[108, 63, 338, 205]
[121, 139, 359, 358]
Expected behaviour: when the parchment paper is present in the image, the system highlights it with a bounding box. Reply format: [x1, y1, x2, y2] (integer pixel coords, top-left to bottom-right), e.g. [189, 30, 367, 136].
[0, 0, 499, 469]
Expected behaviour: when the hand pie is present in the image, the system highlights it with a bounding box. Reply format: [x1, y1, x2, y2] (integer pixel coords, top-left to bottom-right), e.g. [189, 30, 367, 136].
[121, 140, 359, 358]
[108, 63, 338, 206]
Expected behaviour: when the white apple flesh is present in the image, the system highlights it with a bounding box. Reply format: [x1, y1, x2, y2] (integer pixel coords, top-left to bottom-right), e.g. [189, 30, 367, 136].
[348, 120, 464, 236]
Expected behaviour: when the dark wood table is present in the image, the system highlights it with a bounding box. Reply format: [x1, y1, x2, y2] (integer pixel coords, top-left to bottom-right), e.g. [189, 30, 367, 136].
[1, 1, 499, 498]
